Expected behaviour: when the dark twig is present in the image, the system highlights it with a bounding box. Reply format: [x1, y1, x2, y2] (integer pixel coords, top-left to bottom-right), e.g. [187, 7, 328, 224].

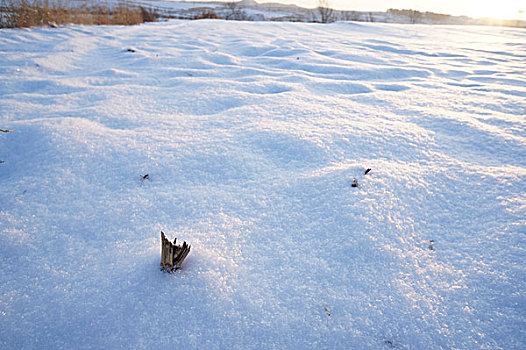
[324, 306, 331, 316]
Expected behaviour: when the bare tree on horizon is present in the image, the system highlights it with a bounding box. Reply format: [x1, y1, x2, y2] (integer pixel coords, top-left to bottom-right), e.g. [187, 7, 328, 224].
[316, 0, 334, 23]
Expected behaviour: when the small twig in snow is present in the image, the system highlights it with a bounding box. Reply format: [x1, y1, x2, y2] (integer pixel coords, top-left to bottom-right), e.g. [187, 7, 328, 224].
[364, 168, 372, 175]
[0, 129, 14, 133]
[324, 306, 331, 316]
[384, 340, 396, 348]
[428, 240, 434, 251]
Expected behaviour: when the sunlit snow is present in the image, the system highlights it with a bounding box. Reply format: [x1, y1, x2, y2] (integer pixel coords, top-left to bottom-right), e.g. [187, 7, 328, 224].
[1, 20, 525, 349]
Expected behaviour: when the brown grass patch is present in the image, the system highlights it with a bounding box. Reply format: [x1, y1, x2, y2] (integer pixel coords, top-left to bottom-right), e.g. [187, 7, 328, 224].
[192, 9, 219, 20]
[0, 0, 160, 28]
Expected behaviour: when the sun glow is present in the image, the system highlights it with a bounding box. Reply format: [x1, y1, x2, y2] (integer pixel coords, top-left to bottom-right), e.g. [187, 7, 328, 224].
[467, 0, 525, 19]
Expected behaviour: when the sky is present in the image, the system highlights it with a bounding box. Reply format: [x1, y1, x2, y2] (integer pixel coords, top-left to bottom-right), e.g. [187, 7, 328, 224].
[265, 0, 526, 20]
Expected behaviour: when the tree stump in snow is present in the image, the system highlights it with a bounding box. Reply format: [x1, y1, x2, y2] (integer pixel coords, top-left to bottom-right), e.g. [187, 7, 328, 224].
[161, 231, 191, 271]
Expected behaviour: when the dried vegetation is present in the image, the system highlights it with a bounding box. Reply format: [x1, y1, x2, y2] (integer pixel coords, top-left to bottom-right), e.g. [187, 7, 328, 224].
[0, 0, 160, 28]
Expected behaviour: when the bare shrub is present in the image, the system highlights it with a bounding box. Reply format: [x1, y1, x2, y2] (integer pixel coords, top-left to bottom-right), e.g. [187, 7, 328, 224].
[139, 6, 159, 23]
[316, 0, 334, 23]
[224, 1, 251, 21]
[195, 9, 219, 20]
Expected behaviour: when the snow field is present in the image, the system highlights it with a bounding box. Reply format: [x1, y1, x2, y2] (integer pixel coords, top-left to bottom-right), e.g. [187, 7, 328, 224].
[1, 20, 525, 349]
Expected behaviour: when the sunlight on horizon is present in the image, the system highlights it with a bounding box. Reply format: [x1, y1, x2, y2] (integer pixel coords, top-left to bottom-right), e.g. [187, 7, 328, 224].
[252, 0, 526, 20]
[466, 1, 524, 19]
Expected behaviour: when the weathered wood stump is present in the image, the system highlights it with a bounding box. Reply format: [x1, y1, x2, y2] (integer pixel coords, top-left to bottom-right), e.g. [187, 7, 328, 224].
[161, 231, 191, 271]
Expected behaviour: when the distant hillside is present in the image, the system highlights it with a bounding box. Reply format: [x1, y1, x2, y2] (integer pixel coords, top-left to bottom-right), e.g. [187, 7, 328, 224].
[130, 0, 525, 27]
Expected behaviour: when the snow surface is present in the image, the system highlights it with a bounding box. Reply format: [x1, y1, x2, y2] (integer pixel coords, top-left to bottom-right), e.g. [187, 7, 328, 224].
[1, 20, 525, 349]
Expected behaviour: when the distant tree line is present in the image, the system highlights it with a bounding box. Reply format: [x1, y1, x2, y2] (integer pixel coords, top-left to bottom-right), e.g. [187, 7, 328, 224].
[387, 9, 454, 24]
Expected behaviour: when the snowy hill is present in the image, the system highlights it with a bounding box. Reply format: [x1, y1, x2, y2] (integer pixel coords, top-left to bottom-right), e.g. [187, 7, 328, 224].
[1, 20, 525, 349]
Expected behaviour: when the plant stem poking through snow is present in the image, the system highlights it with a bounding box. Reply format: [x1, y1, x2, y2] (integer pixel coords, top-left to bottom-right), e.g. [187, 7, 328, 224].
[428, 240, 435, 251]
[1, 129, 13, 163]
[364, 168, 372, 175]
[352, 178, 359, 187]
[141, 174, 149, 180]
[384, 340, 396, 348]
[160, 231, 191, 272]
[324, 306, 331, 316]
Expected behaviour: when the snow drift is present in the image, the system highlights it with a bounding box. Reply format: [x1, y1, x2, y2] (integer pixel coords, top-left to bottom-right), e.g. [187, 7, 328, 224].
[0, 20, 525, 349]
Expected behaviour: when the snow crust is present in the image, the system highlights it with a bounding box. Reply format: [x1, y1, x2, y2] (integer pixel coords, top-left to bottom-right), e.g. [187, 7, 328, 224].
[1, 20, 525, 349]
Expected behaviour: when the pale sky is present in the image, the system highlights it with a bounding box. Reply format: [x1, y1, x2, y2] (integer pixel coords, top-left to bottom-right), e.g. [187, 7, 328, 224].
[271, 0, 526, 20]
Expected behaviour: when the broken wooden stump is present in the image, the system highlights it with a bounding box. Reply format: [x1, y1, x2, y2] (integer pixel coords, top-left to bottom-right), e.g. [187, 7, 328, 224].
[160, 231, 191, 271]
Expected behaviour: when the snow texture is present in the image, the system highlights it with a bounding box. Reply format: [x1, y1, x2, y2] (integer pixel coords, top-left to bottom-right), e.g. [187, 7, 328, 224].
[1, 20, 525, 349]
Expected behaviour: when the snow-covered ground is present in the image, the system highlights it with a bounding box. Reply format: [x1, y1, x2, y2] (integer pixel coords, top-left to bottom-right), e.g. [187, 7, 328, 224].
[1, 20, 525, 349]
